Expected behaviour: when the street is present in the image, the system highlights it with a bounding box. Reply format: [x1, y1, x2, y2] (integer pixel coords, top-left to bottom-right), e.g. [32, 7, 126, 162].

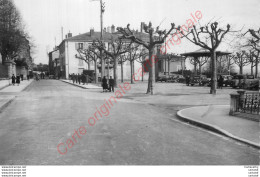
[0, 80, 258, 165]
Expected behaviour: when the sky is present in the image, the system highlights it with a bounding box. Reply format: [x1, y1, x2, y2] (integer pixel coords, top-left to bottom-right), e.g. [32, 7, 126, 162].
[13, 0, 260, 65]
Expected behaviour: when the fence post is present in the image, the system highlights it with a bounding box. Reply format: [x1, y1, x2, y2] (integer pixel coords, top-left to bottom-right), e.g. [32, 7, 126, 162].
[229, 93, 240, 115]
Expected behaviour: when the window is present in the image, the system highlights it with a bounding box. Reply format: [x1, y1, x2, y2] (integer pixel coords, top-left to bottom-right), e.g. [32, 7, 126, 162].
[75, 43, 83, 50]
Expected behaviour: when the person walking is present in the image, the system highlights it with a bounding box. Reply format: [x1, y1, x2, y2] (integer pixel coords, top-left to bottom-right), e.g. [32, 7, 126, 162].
[11, 74, 16, 86]
[72, 73, 75, 84]
[218, 75, 224, 89]
[186, 75, 190, 86]
[81, 73, 85, 85]
[102, 76, 108, 92]
[75, 74, 78, 84]
[109, 76, 114, 92]
[16, 75, 20, 86]
[78, 74, 81, 85]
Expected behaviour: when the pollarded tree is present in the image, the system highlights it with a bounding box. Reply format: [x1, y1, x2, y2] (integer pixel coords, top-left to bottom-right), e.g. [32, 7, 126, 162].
[75, 45, 102, 83]
[75, 44, 92, 70]
[117, 22, 176, 94]
[178, 22, 230, 94]
[135, 47, 149, 82]
[118, 52, 128, 83]
[189, 56, 209, 76]
[126, 44, 149, 84]
[92, 37, 132, 87]
[246, 50, 260, 76]
[244, 28, 260, 77]
[233, 51, 250, 74]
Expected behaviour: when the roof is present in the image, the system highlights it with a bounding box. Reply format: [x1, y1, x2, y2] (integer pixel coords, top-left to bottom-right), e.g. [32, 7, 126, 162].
[64, 31, 150, 43]
[181, 48, 231, 57]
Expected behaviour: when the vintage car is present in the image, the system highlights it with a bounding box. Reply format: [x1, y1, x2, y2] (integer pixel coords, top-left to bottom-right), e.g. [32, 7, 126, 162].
[190, 75, 208, 86]
[222, 75, 233, 87]
[232, 75, 256, 89]
[190, 75, 202, 86]
[167, 74, 184, 83]
[157, 75, 170, 82]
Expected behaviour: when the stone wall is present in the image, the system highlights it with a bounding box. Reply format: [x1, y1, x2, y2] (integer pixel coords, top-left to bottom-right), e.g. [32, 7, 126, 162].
[0, 64, 9, 78]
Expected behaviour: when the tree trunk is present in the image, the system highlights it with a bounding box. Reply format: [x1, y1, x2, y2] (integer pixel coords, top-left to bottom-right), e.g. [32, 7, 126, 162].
[88, 61, 91, 70]
[210, 50, 217, 95]
[251, 63, 254, 75]
[255, 58, 259, 78]
[168, 58, 170, 75]
[240, 65, 243, 74]
[113, 56, 118, 87]
[107, 59, 110, 79]
[194, 62, 197, 76]
[165, 58, 167, 74]
[101, 52, 105, 78]
[130, 60, 134, 84]
[142, 62, 144, 82]
[121, 58, 123, 83]
[199, 64, 202, 77]
[94, 60, 98, 83]
[146, 48, 154, 94]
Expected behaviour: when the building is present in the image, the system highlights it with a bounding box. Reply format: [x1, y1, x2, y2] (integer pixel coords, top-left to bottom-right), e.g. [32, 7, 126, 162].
[156, 53, 186, 76]
[57, 26, 149, 81]
[55, 24, 184, 81]
[48, 47, 60, 77]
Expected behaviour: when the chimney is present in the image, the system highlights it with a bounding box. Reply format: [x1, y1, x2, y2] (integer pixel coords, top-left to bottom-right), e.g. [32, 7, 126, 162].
[141, 22, 145, 33]
[90, 28, 94, 36]
[67, 32, 72, 38]
[111, 25, 115, 33]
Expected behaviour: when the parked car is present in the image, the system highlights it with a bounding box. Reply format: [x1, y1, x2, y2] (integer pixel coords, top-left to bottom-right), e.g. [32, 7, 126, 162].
[232, 75, 256, 89]
[190, 75, 208, 86]
[157, 75, 170, 82]
[247, 78, 259, 90]
[201, 76, 211, 86]
[222, 75, 233, 87]
[190, 76, 202, 86]
[177, 75, 186, 83]
[167, 74, 183, 83]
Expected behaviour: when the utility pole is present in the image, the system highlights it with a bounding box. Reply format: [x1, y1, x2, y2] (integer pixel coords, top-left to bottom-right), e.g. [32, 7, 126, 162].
[91, 0, 105, 79]
[100, 0, 105, 78]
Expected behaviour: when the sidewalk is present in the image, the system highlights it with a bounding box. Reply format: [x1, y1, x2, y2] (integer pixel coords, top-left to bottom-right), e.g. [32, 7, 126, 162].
[177, 105, 260, 148]
[0, 79, 33, 111]
[0, 79, 10, 90]
[0, 79, 33, 93]
[61, 79, 102, 89]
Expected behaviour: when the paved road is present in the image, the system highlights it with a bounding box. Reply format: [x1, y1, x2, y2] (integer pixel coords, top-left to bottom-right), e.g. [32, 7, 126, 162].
[0, 80, 258, 165]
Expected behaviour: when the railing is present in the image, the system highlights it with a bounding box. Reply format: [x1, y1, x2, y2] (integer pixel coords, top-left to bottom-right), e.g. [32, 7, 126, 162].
[230, 91, 260, 116]
[239, 92, 260, 114]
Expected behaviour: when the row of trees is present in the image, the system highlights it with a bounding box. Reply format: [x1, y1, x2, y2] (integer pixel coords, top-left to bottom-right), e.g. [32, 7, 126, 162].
[188, 49, 259, 77]
[76, 20, 259, 95]
[0, 0, 32, 67]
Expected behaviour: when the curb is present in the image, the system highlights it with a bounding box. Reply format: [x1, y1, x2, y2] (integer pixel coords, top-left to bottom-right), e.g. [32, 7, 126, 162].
[176, 108, 260, 149]
[0, 96, 16, 113]
[0, 80, 11, 91]
[21, 80, 34, 92]
[61, 80, 101, 89]
[60, 80, 87, 89]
